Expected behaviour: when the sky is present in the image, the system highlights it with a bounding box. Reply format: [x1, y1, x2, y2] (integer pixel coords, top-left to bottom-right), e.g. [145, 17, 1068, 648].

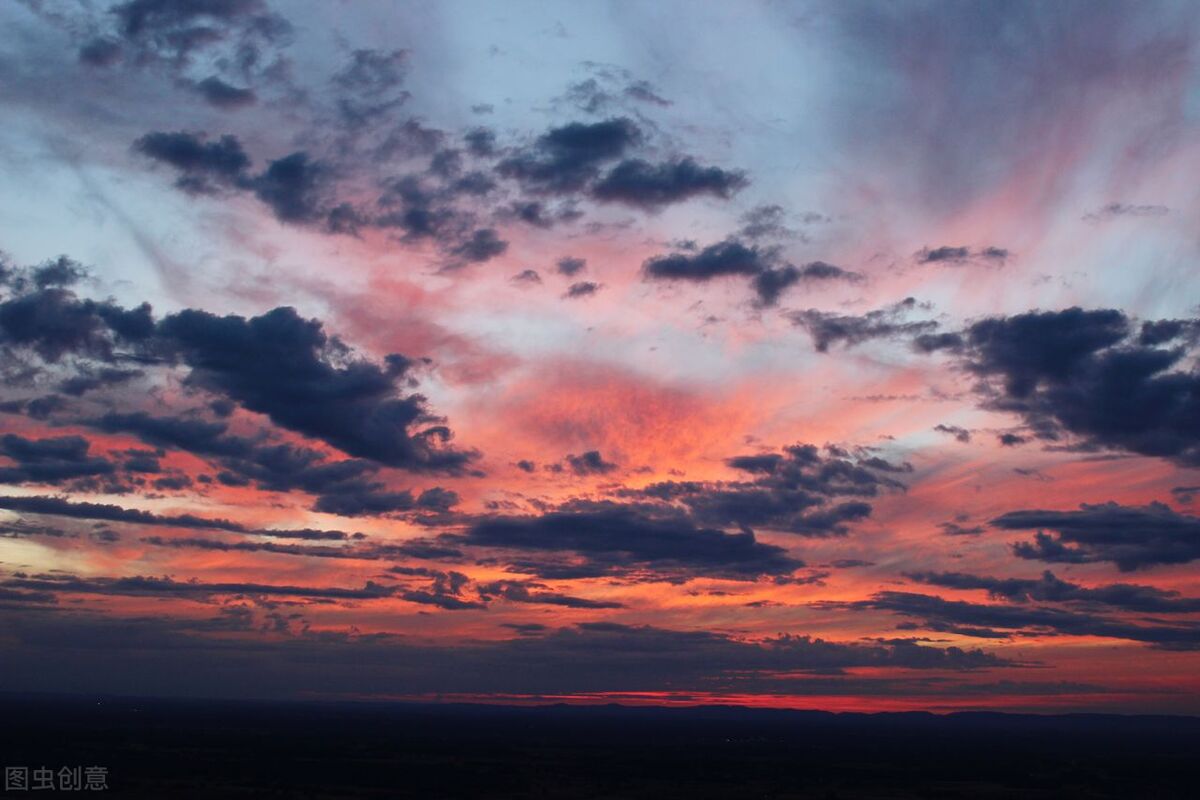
[1, 0, 1199, 714]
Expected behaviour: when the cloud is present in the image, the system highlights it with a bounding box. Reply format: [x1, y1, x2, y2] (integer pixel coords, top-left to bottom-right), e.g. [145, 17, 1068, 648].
[1172, 485, 1200, 504]
[627, 443, 907, 538]
[563, 281, 601, 299]
[915, 246, 1008, 265]
[790, 298, 938, 352]
[0, 434, 114, 486]
[0, 267, 154, 363]
[444, 228, 508, 266]
[498, 117, 642, 194]
[591, 157, 747, 209]
[133, 132, 252, 194]
[826, 590, 1200, 650]
[511, 269, 542, 285]
[0, 494, 246, 532]
[249, 152, 328, 223]
[331, 48, 410, 125]
[751, 262, 862, 307]
[476, 580, 624, 609]
[906, 570, 1200, 613]
[933, 424, 971, 443]
[140, 534, 460, 563]
[623, 80, 671, 107]
[642, 239, 858, 306]
[946, 308, 1200, 465]
[565, 450, 617, 475]
[156, 306, 475, 472]
[105, 0, 292, 67]
[939, 519, 985, 536]
[1083, 202, 1170, 222]
[466, 505, 804, 581]
[3, 573, 397, 602]
[556, 256, 587, 276]
[644, 239, 765, 281]
[193, 75, 256, 109]
[993, 501, 1200, 571]
[78, 37, 122, 67]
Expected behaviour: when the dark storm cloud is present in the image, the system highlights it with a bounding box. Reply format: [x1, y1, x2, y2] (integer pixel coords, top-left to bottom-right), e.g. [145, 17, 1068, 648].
[1083, 202, 1170, 222]
[624, 80, 672, 107]
[114, 0, 273, 38]
[95, 414, 459, 518]
[374, 174, 476, 242]
[469, 446, 903, 581]
[92, 411, 253, 458]
[511, 269, 542, 284]
[556, 256, 586, 276]
[1138, 318, 1200, 346]
[738, 204, 791, 240]
[58, 366, 142, 396]
[939, 519, 986, 536]
[156, 306, 474, 471]
[463, 127, 496, 157]
[331, 48, 410, 125]
[0, 613, 1008, 700]
[0, 265, 154, 363]
[643, 239, 766, 281]
[26, 256, 87, 289]
[78, 37, 123, 67]
[564, 450, 617, 475]
[992, 501, 1200, 571]
[915, 246, 1007, 265]
[497, 117, 642, 194]
[140, 534, 461, 563]
[466, 506, 803, 581]
[790, 298, 938, 352]
[0, 259, 475, 518]
[590, 157, 747, 209]
[751, 262, 862, 307]
[193, 75, 256, 108]
[827, 591, 1200, 650]
[642, 239, 859, 304]
[248, 152, 327, 223]
[444, 228, 508, 266]
[0, 494, 246, 532]
[251, 528, 355, 541]
[0, 434, 115, 486]
[2, 573, 397, 602]
[945, 308, 1200, 465]
[912, 332, 964, 353]
[83, 0, 293, 80]
[634, 444, 906, 538]
[476, 580, 624, 609]
[906, 569, 1200, 614]
[933, 424, 971, 443]
[0, 489, 425, 538]
[563, 281, 600, 299]
[133, 132, 252, 194]
[918, 246, 969, 263]
[135, 134, 350, 232]
[309, 481, 455, 518]
[1172, 485, 1200, 504]
[311, 487, 418, 517]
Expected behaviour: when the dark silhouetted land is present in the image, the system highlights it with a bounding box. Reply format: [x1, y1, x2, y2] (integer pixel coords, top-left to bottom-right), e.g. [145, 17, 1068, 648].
[1, 694, 1198, 798]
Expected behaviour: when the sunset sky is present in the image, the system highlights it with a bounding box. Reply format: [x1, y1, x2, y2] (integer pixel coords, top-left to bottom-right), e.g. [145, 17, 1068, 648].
[2, 0, 1199, 714]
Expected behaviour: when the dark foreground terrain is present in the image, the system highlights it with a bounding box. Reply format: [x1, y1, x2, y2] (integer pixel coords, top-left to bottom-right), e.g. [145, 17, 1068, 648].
[1, 695, 1198, 798]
